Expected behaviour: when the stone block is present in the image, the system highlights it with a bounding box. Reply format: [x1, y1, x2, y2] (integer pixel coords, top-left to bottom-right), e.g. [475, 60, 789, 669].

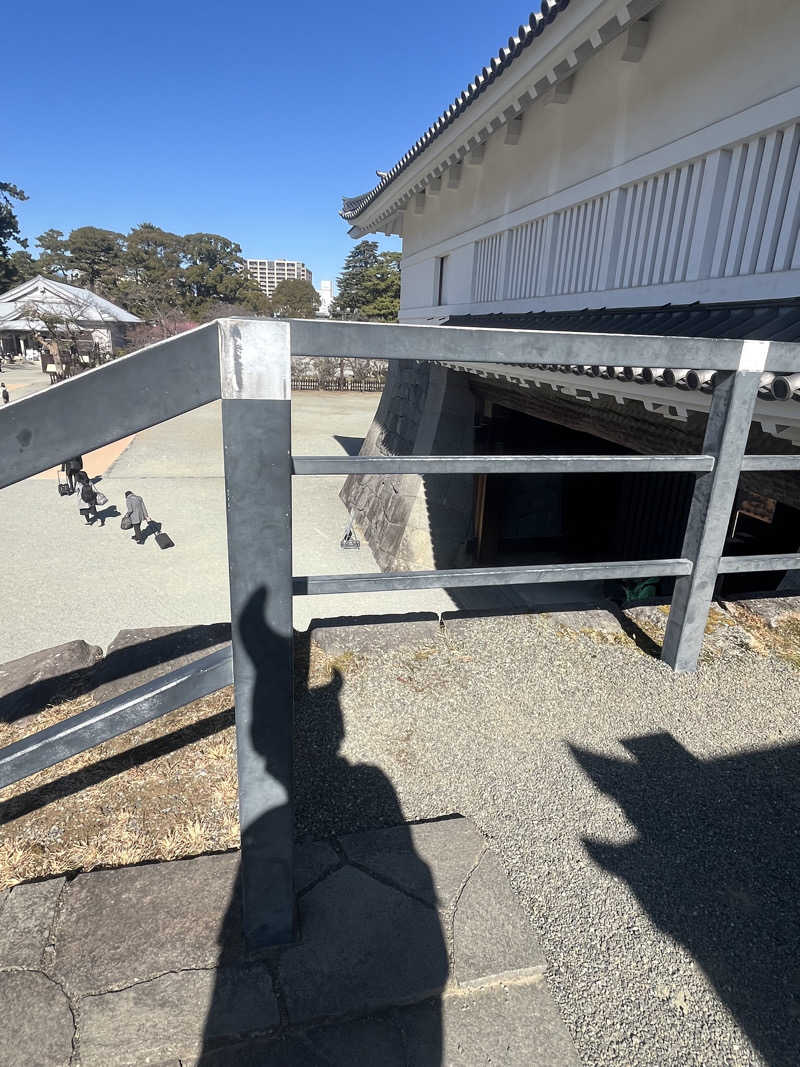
[0, 971, 74, 1067]
[340, 816, 484, 911]
[294, 840, 340, 894]
[78, 965, 278, 1066]
[310, 617, 440, 657]
[0, 640, 103, 724]
[54, 853, 239, 994]
[191, 1036, 327, 1066]
[453, 851, 545, 986]
[548, 605, 623, 633]
[399, 981, 580, 1066]
[727, 595, 800, 629]
[92, 623, 231, 704]
[279, 865, 448, 1023]
[0, 877, 64, 969]
[306, 1015, 406, 1065]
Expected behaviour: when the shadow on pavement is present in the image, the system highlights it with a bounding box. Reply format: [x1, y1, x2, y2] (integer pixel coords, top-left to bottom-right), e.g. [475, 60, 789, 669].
[199, 594, 447, 1063]
[333, 434, 364, 456]
[570, 732, 800, 1066]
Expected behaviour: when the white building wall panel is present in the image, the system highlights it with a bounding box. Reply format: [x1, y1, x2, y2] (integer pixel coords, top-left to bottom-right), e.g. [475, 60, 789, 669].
[394, 0, 800, 321]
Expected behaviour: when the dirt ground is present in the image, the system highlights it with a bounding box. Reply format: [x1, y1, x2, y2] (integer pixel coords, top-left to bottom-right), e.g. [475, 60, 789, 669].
[1, 604, 799, 891]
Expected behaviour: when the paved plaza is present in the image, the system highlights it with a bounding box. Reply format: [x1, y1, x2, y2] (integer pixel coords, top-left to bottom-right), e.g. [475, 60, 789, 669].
[0, 388, 460, 662]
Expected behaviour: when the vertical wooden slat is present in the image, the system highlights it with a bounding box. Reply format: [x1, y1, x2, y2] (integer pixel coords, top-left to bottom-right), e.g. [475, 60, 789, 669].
[677, 160, 706, 281]
[643, 172, 667, 285]
[711, 143, 746, 277]
[617, 184, 639, 288]
[725, 138, 763, 277]
[654, 168, 679, 284]
[757, 123, 800, 273]
[632, 177, 656, 287]
[741, 129, 783, 275]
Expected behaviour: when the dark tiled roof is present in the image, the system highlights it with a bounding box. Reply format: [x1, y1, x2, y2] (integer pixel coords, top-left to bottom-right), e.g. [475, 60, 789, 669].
[340, 0, 572, 221]
[445, 298, 800, 400]
[445, 299, 800, 342]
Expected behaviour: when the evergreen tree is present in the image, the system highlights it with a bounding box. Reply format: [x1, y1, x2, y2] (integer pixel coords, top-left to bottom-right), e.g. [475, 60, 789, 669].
[271, 278, 320, 318]
[331, 240, 400, 321]
[0, 182, 29, 287]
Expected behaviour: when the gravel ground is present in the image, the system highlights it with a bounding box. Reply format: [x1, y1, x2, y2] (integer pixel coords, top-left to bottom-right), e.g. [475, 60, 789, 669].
[293, 611, 800, 1067]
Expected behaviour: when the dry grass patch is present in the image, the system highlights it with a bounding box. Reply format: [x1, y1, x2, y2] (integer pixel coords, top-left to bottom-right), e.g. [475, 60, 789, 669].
[0, 686, 239, 890]
[0, 641, 354, 890]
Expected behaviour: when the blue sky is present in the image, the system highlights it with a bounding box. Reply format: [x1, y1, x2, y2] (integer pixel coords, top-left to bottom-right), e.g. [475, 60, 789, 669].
[5, 1, 529, 288]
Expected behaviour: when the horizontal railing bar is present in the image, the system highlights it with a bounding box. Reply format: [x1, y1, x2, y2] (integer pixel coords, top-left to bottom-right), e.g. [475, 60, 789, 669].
[717, 554, 800, 574]
[740, 455, 800, 471]
[286, 319, 800, 373]
[292, 454, 715, 475]
[0, 646, 233, 790]
[0, 322, 222, 490]
[293, 559, 692, 596]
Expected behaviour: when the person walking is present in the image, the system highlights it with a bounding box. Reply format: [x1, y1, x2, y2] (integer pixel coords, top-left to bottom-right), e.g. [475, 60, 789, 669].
[124, 490, 150, 544]
[1, 383, 9, 405]
[61, 455, 83, 493]
[76, 471, 104, 526]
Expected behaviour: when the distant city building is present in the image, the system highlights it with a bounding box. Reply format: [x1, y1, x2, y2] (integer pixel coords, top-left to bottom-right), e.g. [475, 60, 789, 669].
[317, 280, 335, 317]
[245, 259, 312, 300]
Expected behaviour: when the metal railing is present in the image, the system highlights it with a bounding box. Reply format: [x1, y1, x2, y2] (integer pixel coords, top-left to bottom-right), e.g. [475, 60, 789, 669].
[290, 377, 383, 391]
[2, 317, 800, 948]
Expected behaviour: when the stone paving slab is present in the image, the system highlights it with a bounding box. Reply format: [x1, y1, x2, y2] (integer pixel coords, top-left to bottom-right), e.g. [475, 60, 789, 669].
[54, 853, 240, 995]
[280, 863, 448, 1024]
[339, 816, 484, 910]
[400, 981, 581, 1066]
[0, 877, 64, 970]
[293, 839, 340, 894]
[0, 971, 74, 1067]
[0, 816, 578, 1065]
[79, 965, 278, 1067]
[310, 616, 441, 656]
[454, 851, 546, 987]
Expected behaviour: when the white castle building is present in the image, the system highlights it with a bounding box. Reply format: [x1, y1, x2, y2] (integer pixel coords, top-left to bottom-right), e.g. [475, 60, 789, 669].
[339, 0, 800, 588]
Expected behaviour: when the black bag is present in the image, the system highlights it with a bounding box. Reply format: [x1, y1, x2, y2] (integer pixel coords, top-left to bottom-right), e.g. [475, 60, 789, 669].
[120, 513, 132, 530]
[155, 531, 174, 550]
[57, 472, 72, 497]
[81, 482, 96, 504]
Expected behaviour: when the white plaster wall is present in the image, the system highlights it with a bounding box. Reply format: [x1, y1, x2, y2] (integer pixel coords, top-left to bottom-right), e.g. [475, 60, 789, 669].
[397, 0, 800, 320]
[440, 244, 474, 308]
[400, 259, 437, 311]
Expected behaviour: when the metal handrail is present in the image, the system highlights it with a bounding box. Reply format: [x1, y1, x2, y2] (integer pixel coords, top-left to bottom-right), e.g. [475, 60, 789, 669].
[2, 318, 800, 948]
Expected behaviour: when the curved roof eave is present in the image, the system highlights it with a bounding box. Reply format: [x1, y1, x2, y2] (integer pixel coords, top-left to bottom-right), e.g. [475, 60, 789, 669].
[340, 0, 574, 223]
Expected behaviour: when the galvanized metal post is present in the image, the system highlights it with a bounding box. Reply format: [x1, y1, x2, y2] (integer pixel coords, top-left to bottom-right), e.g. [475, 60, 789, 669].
[661, 340, 769, 672]
[218, 318, 295, 947]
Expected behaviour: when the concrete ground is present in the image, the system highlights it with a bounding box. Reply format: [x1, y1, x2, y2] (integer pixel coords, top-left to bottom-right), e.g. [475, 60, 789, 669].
[0, 391, 460, 662]
[0, 816, 579, 1066]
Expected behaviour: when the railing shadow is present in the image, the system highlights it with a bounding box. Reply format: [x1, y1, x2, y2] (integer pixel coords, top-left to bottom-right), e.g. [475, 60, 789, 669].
[199, 596, 446, 1062]
[570, 732, 800, 1066]
[0, 707, 233, 825]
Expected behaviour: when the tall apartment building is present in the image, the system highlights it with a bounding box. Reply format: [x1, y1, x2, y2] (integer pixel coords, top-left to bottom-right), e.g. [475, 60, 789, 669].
[244, 259, 313, 300]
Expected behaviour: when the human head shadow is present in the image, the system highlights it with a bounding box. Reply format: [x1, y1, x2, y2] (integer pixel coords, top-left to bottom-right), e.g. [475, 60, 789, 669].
[570, 733, 800, 1065]
[200, 588, 446, 1063]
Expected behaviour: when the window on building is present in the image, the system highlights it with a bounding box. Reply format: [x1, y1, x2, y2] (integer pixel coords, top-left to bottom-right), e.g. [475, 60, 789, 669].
[437, 256, 449, 306]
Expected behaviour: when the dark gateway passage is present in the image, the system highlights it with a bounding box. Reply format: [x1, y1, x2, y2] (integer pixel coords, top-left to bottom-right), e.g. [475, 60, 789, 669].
[472, 404, 800, 600]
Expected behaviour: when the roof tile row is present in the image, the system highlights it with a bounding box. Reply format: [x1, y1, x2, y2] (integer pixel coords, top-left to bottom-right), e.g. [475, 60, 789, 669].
[340, 1, 572, 221]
